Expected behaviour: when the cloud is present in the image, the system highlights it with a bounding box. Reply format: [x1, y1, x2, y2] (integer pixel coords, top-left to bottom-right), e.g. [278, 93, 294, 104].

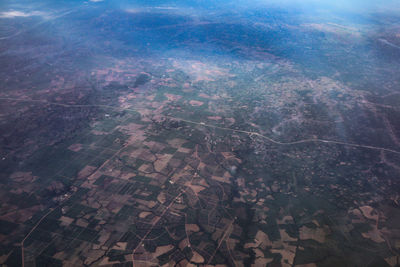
[0, 10, 47, 19]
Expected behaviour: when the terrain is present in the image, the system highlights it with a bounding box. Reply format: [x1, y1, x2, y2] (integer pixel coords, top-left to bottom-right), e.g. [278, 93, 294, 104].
[1, 0, 400, 266]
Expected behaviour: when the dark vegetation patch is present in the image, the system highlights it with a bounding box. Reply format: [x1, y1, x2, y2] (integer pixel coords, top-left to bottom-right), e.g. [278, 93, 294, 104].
[133, 73, 151, 88]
